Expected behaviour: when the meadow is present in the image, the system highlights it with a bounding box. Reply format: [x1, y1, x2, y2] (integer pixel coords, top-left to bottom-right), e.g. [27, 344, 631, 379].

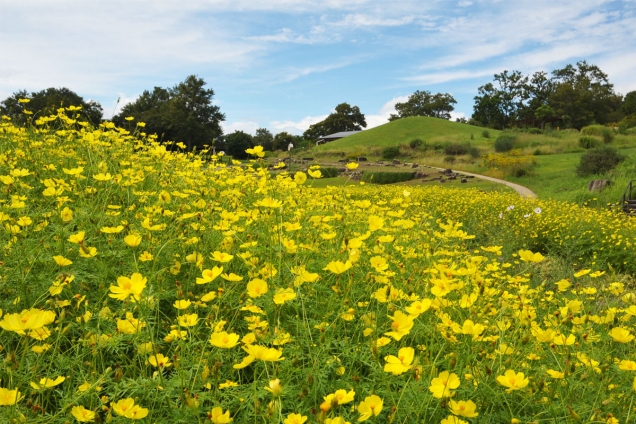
[2, 110, 636, 423]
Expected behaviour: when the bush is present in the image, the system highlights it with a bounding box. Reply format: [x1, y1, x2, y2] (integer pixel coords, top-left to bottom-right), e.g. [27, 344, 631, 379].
[601, 128, 614, 144]
[319, 167, 339, 178]
[494, 134, 516, 152]
[481, 129, 490, 138]
[528, 128, 542, 134]
[467, 146, 481, 158]
[443, 143, 469, 156]
[409, 138, 424, 149]
[576, 146, 626, 176]
[579, 136, 600, 149]
[443, 156, 456, 164]
[580, 125, 606, 136]
[361, 171, 415, 184]
[382, 146, 400, 160]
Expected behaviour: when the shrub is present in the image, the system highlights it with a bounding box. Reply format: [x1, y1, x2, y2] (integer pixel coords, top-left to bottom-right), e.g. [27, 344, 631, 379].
[361, 171, 415, 184]
[601, 128, 615, 144]
[528, 128, 542, 134]
[494, 134, 516, 152]
[382, 146, 400, 160]
[533, 148, 544, 156]
[579, 136, 600, 149]
[481, 129, 490, 138]
[443, 143, 469, 156]
[409, 138, 424, 149]
[576, 146, 626, 176]
[319, 167, 340, 178]
[580, 125, 606, 136]
[443, 156, 457, 164]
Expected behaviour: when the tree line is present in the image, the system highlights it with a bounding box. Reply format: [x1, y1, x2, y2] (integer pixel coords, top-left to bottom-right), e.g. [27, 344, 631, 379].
[2, 61, 635, 156]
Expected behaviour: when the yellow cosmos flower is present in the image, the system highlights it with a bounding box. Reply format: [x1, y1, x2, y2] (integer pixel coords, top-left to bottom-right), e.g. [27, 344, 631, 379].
[53, 255, 72, 266]
[610, 327, 635, 343]
[210, 251, 233, 263]
[147, 353, 172, 368]
[60, 207, 74, 222]
[100, 225, 124, 233]
[273, 288, 296, 305]
[242, 344, 284, 362]
[449, 399, 479, 418]
[284, 413, 308, 424]
[79, 245, 98, 258]
[0, 387, 22, 406]
[138, 251, 153, 261]
[383, 347, 414, 375]
[517, 249, 544, 263]
[546, 369, 565, 379]
[384, 311, 414, 341]
[254, 197, 283, 208]
[221, 273, 243, 282]
[210, 331, 240, 349]
[0, 309, 55, 334]
[441, 416, 468, 424]
[111, 398, 149, 420]
[573, 269, 591, 278]
[200, 291, 217, 302]
[209, 406, 232, 423]
[405, 299, 432, 317]
[617, 359, 636, 371]
[323, 260, 353, 274]
[345, 162, 359, 170]
[173, 299, 191, 310]
[109, 273, 147, 301]
[357, 394, 383, 421]
[116, 312, 145, 334]
[124, 234, 142, 247]
[30, 376, 65, 390]
[247, 278, 269, 298]
[197, 266, 224, 284]
[293, 172, 307, 185]
[496, 370, 529, 392]
[219, 380, 239, 389]
[92, 172, 112, 181]
[307, 169, 322, 179]
[245, 145, 265, 157]
[68, 231, 85, 244]
[178, 313, 199, 327]
[429, 371, 460, 398]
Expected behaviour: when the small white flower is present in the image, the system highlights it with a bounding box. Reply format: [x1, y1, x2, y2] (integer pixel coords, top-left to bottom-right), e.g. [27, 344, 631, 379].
[499, 213, 503, 219]
[524, 213, 531, 218]
[506, 205, 515, 211]
[534, 207, 542, 214]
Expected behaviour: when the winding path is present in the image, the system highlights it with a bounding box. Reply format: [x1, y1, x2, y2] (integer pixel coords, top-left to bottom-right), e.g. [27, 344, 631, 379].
[424, 165, 537, 198]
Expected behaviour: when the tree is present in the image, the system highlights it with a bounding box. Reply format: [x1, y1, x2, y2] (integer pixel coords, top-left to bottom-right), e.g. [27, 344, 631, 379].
[549, 61, 621, 129]
[113, 75, 225, 151]
[303, 103, 366, 140]
[1, 87, 103, 126]
[253, 128, 274, 151]
[388, 90, 456, 121]
[273, 131, 294, 151]
[472, 70, 527, 129]
[534, 105, 555, 130]
[224, 131, 253, 159]
[621, 91, 636, 116]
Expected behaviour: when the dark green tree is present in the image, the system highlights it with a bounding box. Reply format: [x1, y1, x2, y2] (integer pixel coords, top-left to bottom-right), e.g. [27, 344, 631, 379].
[224, 131, 253, 159]
[621, 91, 636, 116]
[1, 87, 103, 125]
[303, 103, 366, 140]
[113, 75, 225, 151]
[388, 91, 456, 121]
[273, 131, 294, 151]
[472, 70, 527, 129]
[253, 128, 274, 151]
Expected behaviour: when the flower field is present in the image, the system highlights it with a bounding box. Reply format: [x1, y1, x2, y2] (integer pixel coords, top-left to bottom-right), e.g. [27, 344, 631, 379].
[2, 111, 636, 423]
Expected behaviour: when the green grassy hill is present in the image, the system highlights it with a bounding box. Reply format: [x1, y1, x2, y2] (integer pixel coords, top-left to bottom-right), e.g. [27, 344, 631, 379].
[313, 116, 500, 153]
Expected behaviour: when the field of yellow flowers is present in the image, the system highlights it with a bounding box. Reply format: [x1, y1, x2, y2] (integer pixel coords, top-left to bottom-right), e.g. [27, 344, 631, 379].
[2, 109, 636, 423]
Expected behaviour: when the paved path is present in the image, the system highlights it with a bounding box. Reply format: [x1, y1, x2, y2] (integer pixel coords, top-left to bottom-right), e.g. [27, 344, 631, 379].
[424, 165, 537, 198]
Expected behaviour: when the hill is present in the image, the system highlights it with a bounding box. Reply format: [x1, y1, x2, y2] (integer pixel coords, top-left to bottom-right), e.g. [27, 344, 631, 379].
[313, 116, 500, 153]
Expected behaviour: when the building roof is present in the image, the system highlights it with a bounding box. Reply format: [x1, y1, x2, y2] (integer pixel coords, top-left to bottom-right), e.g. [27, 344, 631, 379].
[318, 131, 361, 140]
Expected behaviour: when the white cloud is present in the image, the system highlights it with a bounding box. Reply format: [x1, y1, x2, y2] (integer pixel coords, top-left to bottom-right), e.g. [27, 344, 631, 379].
[449, 111, 467, 122]
[222, 121, 261, 135]
[330, 14, 415, 27]
[404, 69, 497, 85]
[365, 95, 409, 128]
[270, 114, 329, 135]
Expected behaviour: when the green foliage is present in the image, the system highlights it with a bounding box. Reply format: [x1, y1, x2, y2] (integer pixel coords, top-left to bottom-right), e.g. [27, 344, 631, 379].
[602, 128, 615, 144]
[303, 103, 366, 140]
[361, 171, 415, 184]
[273, 131, 294, 151]
[408, 138, 424, 149]
[481, 129, 490, 138]
[381, 146, 400, 159]
[224, 130, 253, 159]
[580, 125, 606, 136]
[494, 134, 517, 152]
[389, 90, 457, 121]
[318, 167, 339, 178]
[443, 155, 457, 164]
[443, 143, 469, 156]
[113, 75, 225, 151]
[253, 128, 274, 151]
[621, 91, 636, 116]
[1, 87, 103, 126]
[576, 146, 626, 176]
[578, 136, 600, 149]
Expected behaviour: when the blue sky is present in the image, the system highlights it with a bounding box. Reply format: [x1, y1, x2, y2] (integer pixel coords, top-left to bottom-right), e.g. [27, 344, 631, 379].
[1, 0, 635, 135]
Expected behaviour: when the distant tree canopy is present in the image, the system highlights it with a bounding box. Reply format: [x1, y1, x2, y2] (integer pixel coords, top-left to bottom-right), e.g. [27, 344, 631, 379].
[621, 91, 636, 116]
[253, 128, 274, 151]
[0, 87, 103, 125]
[303, 103, 366, 141]
[113, 75, 225, 151]
[273, 131, 294, 151]
[223, 130, 253, 159]
[472, 61, 624, 130]
[389, 90, 457, 121]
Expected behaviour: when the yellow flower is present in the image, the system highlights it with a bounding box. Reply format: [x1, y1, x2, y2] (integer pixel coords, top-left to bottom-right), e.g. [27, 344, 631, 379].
[0, 309, 55, 334]
[294, 172, 307, 185]
[496, 370, 529, 392]
[449, 399, 479, 418]
[30, 376, 66, 390]
[255, 197, 283, 208]
[323, 260, 353, 275]
[221, 273, 243, 282]
[68, 231, 85, 244]
[219, 380, 239, 389]
[138, 251, 153, 261]
[0, 387, 22, 406]
[111, 398, 149, 420]
[201, 291, 217, 302]
[357, 394, 383, 421]
[384, 311, 414, 341]
[573, 269, 591, 278]
[308, 169, 322, 179]
[429, 371, 460, 398]
[210, 406, 233, 423]
[60, 207, 74, 222]
[284, 413, 308, 424]
[440, 416, 468, 424]
[346, 162, 359, 170]
[92, 173, 112, 181]
[173, 299, 191, 310]
[53, 255, 72, 266]
[383, 347, 414, 375]
[108, 273, 147, 301]
[264, 379, 283, 396]
[247, 278, 269, 298]
[243, 344, 284, 362]
[517, 249, 544, 263]
[71, 405, 96, 422]
[546, 369, 565, 379]
[147, 353, 172, 368]
[273, 288, 296, 305]
[610, 327, 634, 343]
[116, 312, 145, 334]
[617, 359, 636, 371]
[197, 266, 224, 284]
[16, 216, 32, 226]
[245, 145, 265, 158]
[178, 313, 199, 327]
[210, 251, 233, 263]
[405, 299, 432, 317]
[210, 331, 240, 349]
[79, 245, 98, 258]
[124, 234, 142, 247]
[100, 225, 124, 234]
